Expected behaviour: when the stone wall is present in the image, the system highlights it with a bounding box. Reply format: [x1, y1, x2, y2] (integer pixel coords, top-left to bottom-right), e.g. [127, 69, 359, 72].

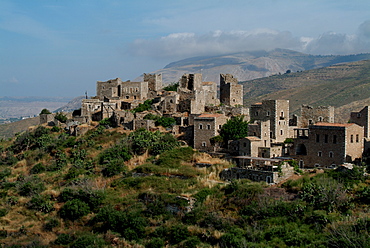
[220, 74, 243, 106]
[301, 105, 335, 128]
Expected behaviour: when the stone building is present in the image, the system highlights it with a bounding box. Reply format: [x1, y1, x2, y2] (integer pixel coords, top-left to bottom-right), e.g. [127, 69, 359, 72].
[250, 100, 290, 143]
[300, 105, 335, 128]
[202, 81, 219, 106]
[143, 73, 162, 98]
[177, 74, 206, 114]
[96, 78, 149, 101]
[220, 74, 243, 106]
[193, 113, 228, 152]
[291, 122, 364, 168]
[350, 106, 370, 138]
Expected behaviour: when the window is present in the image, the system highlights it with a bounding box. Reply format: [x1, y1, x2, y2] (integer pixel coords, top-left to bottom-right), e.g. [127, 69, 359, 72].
[356, 134, 359, 143]
[318, 116, 323, 122]
[199, 124, 203, 130]
[324, 134, 328, 143]
[357, 113, 362, 118]
[318, 151, 322, 157]
[316, 134, 320, 143]
[329, 151, 334, 158]
[266, 111, 270, 116]
[280, 130, 283, 135]
[333, 135, 337, 144]
[218, 125, 222, 130]
[281, 111, 284, 117]
[207, 124, 211, 130]
[309, 119, 313, 125]
[351, 135, 354, 143]
[243, 142, 247, 147]
[201, 142, 206, 147]
[255, 112, 259, 116]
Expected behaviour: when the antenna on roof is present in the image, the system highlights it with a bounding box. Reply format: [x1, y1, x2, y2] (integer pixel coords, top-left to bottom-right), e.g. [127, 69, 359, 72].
[85, 91, 88, 99]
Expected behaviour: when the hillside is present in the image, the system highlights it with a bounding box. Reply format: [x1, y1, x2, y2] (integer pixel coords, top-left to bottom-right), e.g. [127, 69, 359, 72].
[242, 59, 370, 123]
[143, 49, 370, 84]
[0, 124, 369, 247]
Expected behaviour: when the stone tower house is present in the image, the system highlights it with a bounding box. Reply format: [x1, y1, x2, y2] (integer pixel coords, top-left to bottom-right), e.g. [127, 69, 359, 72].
[177, 73, 205, 114]
[143, 73, 162, 95]
[220, 74, 243, 106]
[301, 105, 334, 128]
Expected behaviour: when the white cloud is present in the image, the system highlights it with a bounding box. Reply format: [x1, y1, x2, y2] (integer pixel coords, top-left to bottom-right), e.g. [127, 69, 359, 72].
[128, 20, 370, 60]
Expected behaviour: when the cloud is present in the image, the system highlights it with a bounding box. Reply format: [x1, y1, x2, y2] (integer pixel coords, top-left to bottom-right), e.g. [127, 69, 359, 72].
[128, 20, 370, 60]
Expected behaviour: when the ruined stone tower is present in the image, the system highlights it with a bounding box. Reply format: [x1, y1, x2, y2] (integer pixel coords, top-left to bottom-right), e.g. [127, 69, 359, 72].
[143, 73, 162, 93]
[220, 74, 243, 106]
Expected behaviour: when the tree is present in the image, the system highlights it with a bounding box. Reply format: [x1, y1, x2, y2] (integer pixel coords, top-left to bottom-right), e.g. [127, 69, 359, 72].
[219, 115, 249, 144]
[155, 117, 176, 128]
[163, 82, 179, 91]
[40, 108, 51, 115]
[55, 112, 67, 123]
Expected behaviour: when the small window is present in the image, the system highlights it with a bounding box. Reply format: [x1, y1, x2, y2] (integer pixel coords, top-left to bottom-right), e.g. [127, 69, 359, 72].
[351, 135, 354, 143]
[126, 96, 129, 99]
[316, 134, 320, 143]
[280, 130, 283, 135]
[255, 112, 259, 116]
[329, 151, 334, 158]
[309, 119, 313, 125]
[333, 135, 337, 144]
[318, 116, 323, 122]
[324, 134, 328, 143]
[281, 111, 284, 117]
[243, 142, 247, 147]
[201, 142, 206, 147]
[207, 124, 211, 130]
[356, 134, 359, 143]
[266, 111, 270, 116]
[199, 124, 203, 130]
[357, 113, 362, 118]
[318, 151, 322, 157]
[218, 125, 222, 130]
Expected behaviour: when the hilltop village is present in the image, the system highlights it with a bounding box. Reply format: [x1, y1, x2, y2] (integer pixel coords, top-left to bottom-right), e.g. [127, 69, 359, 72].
[41, 73, 369, 184]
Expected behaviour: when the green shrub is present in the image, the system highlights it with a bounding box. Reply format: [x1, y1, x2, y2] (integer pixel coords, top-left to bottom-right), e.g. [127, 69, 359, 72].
[70, 234, 106, 248]
[27, 195, 54, 213]
[54, 233, 76, 245]
[0, 168, 11, 180]
[18, 177, 46, 196]
[0, 208, 8, 217]
[146, 237, 165, 248]
[155, 117, 176, 128]
[102, 161, 126, 177]
[51, 126, 61, 132]
[98, 144, 131, 164]
[163, 82, 179, 91]
[30, 163, 46, 174]
[55, 112, 67, 123]
[43, 218, 60, 231]
[169, 225, 190, 245]
[40, 109, 51, 115]
[132, 99, 153, 113]
[59, 199, 90, 220]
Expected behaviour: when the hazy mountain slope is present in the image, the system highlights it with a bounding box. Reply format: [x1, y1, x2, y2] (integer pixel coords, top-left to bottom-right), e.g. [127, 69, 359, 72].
[242, 60, 370, 122]
[0, 117, 39, 139]
[143, 49, 370, 84]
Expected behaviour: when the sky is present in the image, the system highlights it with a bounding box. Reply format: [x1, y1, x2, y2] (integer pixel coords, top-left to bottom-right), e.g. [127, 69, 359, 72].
[1, 0, 370, 97]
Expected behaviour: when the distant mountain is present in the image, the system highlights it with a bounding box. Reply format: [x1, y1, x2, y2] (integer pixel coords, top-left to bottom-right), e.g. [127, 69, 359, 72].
[54, 96, 84, 113]
[241, 59, 370, 123]
[141, 49, 370, 84]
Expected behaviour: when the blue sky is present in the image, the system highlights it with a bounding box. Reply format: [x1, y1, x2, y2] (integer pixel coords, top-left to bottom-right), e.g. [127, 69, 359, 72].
[1, 0, 370, 97]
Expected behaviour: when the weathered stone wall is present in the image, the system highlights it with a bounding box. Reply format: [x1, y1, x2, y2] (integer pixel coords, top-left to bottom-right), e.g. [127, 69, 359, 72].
[202, 82, 219, 106]
[39, 114, 54, 125]
[249, 100, 290, 143]
[133, 119, 155, 131]
[301, 105, 335, 128]
[220, 74, 243, 106]
[193, 114, 228, 152]
[291, 123, 364, 168]
[350, 106, 370, 138]
[143, 73, 162, 93]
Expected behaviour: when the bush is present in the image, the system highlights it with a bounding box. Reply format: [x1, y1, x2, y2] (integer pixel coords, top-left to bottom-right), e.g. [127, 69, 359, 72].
[18, 177, 46, 196]
[27, 195, 54, 213]
[30, 163, 46, 174]
[44, 218, 60, 231]
[132, 99, 153, 113]
[102, 161, 126, 177]
[55, 112, 67, 123]
[155, 117, 176, 128]
[0, 168, 11, 180]
[70, 234, 106, 248]
[98, 144, 131, 164]
[146, 237, 165, 248]
[40, 109, 51, 115]
[59, 199, 90, 220]
[0, 208, 8, 217]
[163, 82, 179, 91]
[54, 233, 76, 245]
